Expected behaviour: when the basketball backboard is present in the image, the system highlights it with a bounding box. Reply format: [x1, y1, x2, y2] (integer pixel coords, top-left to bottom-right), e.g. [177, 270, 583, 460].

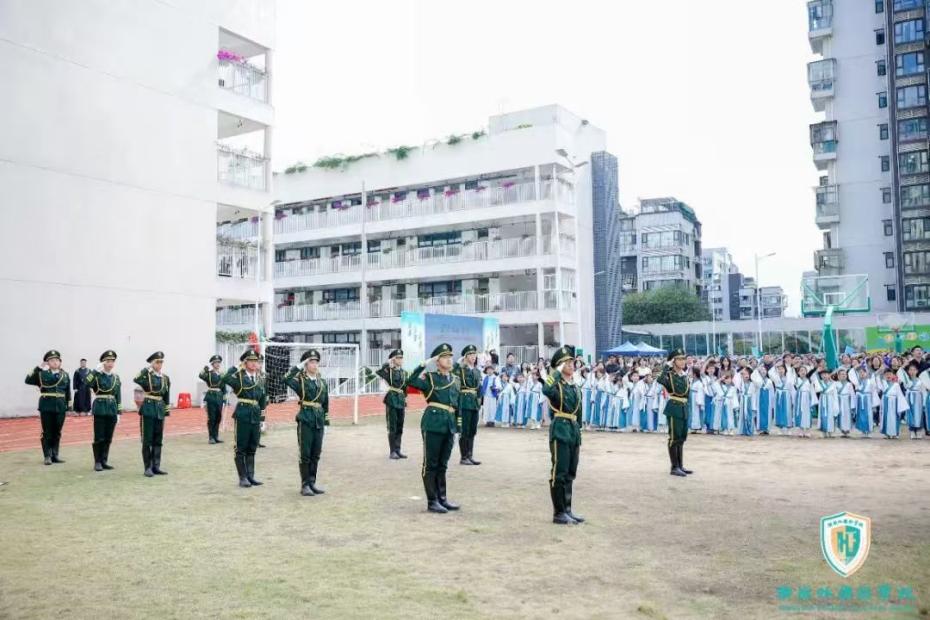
[801, 274, 870, 317]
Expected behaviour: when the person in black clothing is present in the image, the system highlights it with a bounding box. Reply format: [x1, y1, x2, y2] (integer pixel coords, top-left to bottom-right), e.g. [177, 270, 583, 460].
[73, 359, 92, 415]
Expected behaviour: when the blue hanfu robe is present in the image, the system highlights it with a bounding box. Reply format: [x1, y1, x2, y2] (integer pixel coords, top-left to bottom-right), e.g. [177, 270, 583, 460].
[527, 382, 543, 424]
[739, 384, 754, 436]
[495, 381, 515, 426]
[838, 381, 855, 433]
[904, 377, 925, 431]
[702, 375, 716, 431]
[819, 382, 838, 433]
[794, 378, 814, 430]
[773, 376, 791, 429]
[642, 381, 659, 431]
[581, 379, 593, 426]
[689, 379, 704, 431]
[855, 382, 873, 434]
[881, 382, 908, 437]
[720, 384, 737, 432]
[514, 382, 530, 427]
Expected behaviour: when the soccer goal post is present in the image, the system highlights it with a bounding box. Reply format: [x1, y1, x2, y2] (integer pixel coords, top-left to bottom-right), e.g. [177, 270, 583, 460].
[214, 340, 368, 424]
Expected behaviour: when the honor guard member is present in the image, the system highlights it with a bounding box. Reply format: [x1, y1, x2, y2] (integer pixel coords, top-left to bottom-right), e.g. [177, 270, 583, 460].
[454, 345, 482, 465]
[541, 345, 585, 525]
[24, 350, 71, 465]
[198, 355, 225, 444]
[284, 349, 329, 496]
[407, 343, 461, 514]
[86, 350, 122, 471]
[376, 349, 409, 459]
[133, 351, 171, 477]
[657, 348, 693, 477]
[223, 350, 268, 488]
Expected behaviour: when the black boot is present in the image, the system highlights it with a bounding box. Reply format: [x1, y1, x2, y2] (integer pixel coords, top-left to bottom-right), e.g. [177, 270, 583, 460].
[152, 446, 167, 475]
[459, 437, 470, 465]
[42, 438, 51, 465]
[50, 445, 65, 464]
[678, 445, 693, 474]
[235, 454, 251, 487]
[209, 436, 217, 445]
[395, 433, 407, 458]
[389, 433, 399, 459]
[143, 446, 154, 477]
[93, 444, 103, 472]
[307, 461, 324, 494]
[246, 454, 262, 486]
[299, 462, 314, 496]
[551, 484, 574, 524]
[100, 442, 114, 469]
[437, 472, 460, 510]
[427, 473, 447, 513]
[669, 444, 686, 477]
[564, 482, 584, 523]
[467, 437, 481, 465]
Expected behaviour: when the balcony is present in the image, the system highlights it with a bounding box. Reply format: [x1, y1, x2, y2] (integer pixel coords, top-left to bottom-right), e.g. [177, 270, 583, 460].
[370, 236, 541, 270]
[621, 274, 637, 291]
[216, 306, 256, 327]
[815, 184, 840, 228]
[217, 243, 259, 279]
[368, 290, 543, 319]
[218, 56, 268, 103]
[274, 179, 572, 236]
[218, 144, 268, 191]
[814, 248, 845, 275]
[274, 254, 362, 278]
[217, 219, 260, 241]
[810, 137, 837, 170]
[808, 0, 833, 54]
[543, 290, 576, 312]
[276, 301, 362, 322]
[808, 59, 835, 111]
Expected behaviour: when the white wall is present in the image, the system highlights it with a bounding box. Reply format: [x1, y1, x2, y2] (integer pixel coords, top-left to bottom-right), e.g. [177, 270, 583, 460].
[0, 0, 274, 416]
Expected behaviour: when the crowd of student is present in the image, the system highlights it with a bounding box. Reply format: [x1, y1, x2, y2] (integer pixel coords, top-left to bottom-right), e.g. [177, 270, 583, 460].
[475, 347, 930, 440]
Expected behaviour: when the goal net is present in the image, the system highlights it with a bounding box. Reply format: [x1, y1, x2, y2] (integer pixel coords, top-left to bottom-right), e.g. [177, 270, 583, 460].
[212, 340, 375, 424]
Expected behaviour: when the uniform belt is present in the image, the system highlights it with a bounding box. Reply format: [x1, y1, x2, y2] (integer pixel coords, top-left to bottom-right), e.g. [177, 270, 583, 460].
[387, 386, 405, 394]
[144, 395, 164, 401]
[553, 411, 578, 421]
[461, 388, 477, 394]
[300, 401, 322, 408]
[669, 395, 688, 404]
[207, 388, 222, 392]
[427, 402, 455, 413]
[237, 398, 259, 406]
[39, 393, 65, 398]
[94, 395, 115, 400]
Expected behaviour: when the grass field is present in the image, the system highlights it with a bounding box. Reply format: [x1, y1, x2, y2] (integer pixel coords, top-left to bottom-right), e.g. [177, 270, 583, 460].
[1, 415, 928, 619]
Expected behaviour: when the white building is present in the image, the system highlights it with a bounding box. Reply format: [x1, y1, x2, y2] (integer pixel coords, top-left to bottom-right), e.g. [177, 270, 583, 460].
[806, 0, 918, 312]
[618, 198, 703, 296]
[269, 105, 608, 365]
[701, 247, 737, 321]
[0, 1, 275, 416]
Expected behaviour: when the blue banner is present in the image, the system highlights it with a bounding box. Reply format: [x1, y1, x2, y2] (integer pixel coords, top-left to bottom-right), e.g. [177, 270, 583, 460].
[400, 312, 499, 371]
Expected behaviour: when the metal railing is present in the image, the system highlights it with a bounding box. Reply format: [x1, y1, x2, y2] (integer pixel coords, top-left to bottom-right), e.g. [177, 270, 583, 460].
[498, 345, 539, 364]
[217, 144, 268, 190]
[366, 236, 539, 270]
[808, 0, 833, 32]
[218, 60, 268, 102]
[216, 306, 256, 326]
[217, 245, 259, 279]
[811, 141, 837, 155]
[274, 205, 363, 233]
[217, 219, 260, 241]
[275, 301, 362, 322]
[274, 254, 363, 278]
[368, 290, 540, 319]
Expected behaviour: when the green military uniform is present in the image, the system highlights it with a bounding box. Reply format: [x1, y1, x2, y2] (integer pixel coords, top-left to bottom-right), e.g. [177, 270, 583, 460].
[87, 350, 122, 471]
[453, 345, 482, 465]
[199, 355, 225, 444]
[223, 349, 268, 488]
[656, 348, 692, 477]
[285, 350, 329, 496]
[375, 349, 409, 459]
[24, 350, 71, 465]
[133, 351, 171, 477]
[407, 343, 461, 514]
[541, 346, 585, 525]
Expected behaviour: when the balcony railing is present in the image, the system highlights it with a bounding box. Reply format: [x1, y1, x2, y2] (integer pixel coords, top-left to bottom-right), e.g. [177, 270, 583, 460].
[217, 144, 268, 191]
[274, 179, 573, 235]
[811, 141, 837, 155]
[815, 248, 844, 273]
[498, 345, 540, 365]
[274, 254, 362, 278]
[275, 301, 362, 322]
[543, 290, 576, 312]
[808, 0, 833, 33]
[369, 236, 541, 270]
[216, 306, 256, 326]
[217, 219, 260, 241]
[218, 60, 268, 102]
[217, 244, 258, 279]
[367, 290, 545, 319]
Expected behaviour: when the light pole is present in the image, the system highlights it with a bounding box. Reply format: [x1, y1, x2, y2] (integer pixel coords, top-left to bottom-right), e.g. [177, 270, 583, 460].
[554, 149, 588, 349]
[754, 252, 775, 353]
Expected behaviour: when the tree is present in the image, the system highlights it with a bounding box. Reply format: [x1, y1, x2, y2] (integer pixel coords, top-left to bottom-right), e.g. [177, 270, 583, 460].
[621, 286, 711, 325]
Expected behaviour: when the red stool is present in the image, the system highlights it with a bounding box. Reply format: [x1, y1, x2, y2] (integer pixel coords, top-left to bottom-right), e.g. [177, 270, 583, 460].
[177, 393, 192, 409]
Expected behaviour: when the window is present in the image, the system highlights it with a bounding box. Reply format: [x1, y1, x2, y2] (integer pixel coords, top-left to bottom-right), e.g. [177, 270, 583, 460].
[322, 332, 360, 344]
[880, 155, 890, 172]
[902, 183, 930, 207]
[906, 284, 930, 308]
[417, 231, 461, 247]
[900, 150, 930, 174]
[299, 246, 320, 260]
[894, 0, 922, 10]
[884, 219, 894, 236]
[877, 0, 885, 12]
[418, 280, 462, 298]
[894, 19, 923, 44]
[367, 240, 381, 254]
[876, 28, 886, 45]
[321, 288, 360, 302]
[640, 230, 690, 249]
[904, 250, 930, 273]
[903, 216, 930, 240]
[880, 123, 889, 140]
[885, 252, 896, 268]
[883, 187, 893, 203]
[897, 84, 927, 109]
[896, 52, 925, 77]
[887, 286, 896, 303]
[877, 59, 887, 76]
[899, 117, 929, 141]
[330, 242, 361, 257]
[878, 91, 888, 108]
[641, 255, 690, 273]
[274, 249, 287, 263]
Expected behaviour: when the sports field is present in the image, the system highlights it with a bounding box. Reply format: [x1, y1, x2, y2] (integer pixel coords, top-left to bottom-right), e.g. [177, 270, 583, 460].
[0, 415, 928, 619]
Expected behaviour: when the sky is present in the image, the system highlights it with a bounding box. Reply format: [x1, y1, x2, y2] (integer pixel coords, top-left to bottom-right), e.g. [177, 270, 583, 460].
[272, 0, 821, 316]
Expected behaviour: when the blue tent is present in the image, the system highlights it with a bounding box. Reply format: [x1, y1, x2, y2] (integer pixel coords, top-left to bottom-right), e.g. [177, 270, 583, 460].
[633, 341, 667, 356]
[602, 341, 641, 356]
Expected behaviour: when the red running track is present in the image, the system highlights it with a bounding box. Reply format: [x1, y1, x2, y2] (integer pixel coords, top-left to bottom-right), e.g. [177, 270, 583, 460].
[0, 394, 427, 453]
